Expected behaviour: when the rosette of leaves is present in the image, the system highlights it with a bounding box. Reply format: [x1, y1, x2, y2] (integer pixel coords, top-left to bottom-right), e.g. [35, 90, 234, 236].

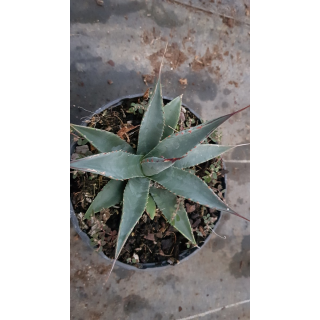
[70, 73, 249, 277]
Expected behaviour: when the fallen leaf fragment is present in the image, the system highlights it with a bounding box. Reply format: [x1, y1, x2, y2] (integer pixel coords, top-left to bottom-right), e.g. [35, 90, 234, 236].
[192, 218, 201, 228]
[228, 80, 239, 87]
[133, 253, 139, 262]
[116, 124, 139, 142]
[199, 225, 206, 237]
[89, 144, 96, 152]
[142, 88, 150, 100]
[142, 74, 154, 85]
[76, 145, 89, 154]
[179, 112, 185, 122]
[71, 153, 80, 161]
[100, 208, 111, 221]
[186, 203, 196, 213]
[179, 78, 188, 85]
[144, 233, 155, 241]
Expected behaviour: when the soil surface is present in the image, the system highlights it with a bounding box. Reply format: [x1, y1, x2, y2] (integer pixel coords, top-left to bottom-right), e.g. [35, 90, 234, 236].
[70, 91, 228, 267]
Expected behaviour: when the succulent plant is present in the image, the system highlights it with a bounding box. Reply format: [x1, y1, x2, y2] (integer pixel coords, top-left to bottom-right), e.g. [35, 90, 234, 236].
[70, 70, 249, 279]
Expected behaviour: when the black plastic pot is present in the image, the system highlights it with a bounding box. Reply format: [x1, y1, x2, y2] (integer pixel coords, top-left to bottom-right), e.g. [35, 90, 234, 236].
[70, 94, 227, 271]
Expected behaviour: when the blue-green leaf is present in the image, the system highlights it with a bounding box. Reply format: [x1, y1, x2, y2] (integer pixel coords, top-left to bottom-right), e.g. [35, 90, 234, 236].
[70, 151, 144, 180]
[146, 194, 156, 220]
[149, 187, 196, 244]
[162, 95, 182, 139]
[141, 157, 175, 176]
[137, 77, 164, 155]
[174, 144, 234, 169]
[84, 180, 125, 219]
[71, 124, 135, 154]
[151, 166, 249, 221]
[115, 178, 150, 258]
[144, 106, 249, 159]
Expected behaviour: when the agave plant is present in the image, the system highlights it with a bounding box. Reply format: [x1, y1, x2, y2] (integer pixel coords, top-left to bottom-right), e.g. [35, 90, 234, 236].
[70, 72, 249, 277]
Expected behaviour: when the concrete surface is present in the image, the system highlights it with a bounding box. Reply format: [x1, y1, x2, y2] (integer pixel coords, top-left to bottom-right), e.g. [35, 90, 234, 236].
[70, 0, 250, 319]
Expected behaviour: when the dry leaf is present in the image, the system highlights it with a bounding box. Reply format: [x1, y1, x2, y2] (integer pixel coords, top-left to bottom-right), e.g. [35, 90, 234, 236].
[199, 226, 206, 237]
[133, 253, 139, 262]
[142, 74, 154, 85]
[89, 144, 96, 152]
[142, 214, 148, 223]
[179, 112, 185, 122]
[116, 124, 138, 142]
[88, 217, 102, 236]
[186, 203, 196, 213]
[192, 219, 201, 228]
[179, 78, 188, 85]
[96, 0, 104, 5]
[76, 145, 89, 154]
[228, 80, 239, 88]
[107, 230, 117, 242]
[144, 233, 155, 241]
[142, 88, 150, 100]
[77, 213, 88, 230]
[101, 208, 111, 221]
[71, 153, 80, 161]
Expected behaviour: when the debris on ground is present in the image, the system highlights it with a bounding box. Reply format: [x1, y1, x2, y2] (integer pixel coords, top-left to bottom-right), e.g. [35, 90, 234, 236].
[179, 78, 187, 86]
[142, 74, 154, 85]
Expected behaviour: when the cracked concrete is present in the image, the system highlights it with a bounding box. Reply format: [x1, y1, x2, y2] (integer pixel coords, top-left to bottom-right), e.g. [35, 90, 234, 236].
[70, 0, 250, 319]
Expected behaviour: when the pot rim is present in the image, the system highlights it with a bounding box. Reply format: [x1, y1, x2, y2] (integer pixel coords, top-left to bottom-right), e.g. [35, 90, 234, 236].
[70, 93, 226, 271]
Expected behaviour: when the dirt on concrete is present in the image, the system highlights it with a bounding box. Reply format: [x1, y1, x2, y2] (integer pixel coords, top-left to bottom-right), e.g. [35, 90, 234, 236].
[148, 42, 188, 72]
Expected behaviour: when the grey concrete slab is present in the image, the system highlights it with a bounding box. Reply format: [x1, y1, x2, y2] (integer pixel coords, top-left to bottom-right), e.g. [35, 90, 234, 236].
[70, 0, 250, 319]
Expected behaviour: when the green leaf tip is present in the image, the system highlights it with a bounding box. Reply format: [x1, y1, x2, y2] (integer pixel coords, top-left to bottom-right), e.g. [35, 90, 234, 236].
[146, 194, 156, 220]
[136, 77, 164, 155]
[151, 167, 249, 221]
[136, 44, 169, 155]
[162, 95, 182, 139]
